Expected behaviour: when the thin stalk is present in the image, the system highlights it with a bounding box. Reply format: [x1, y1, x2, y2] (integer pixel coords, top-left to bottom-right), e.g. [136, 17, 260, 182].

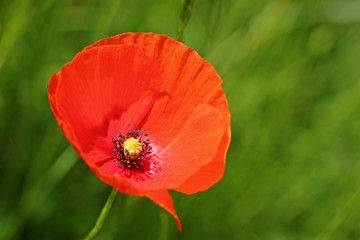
[158, 211, 169, 240]
[84, 188, 118, 240]
[176, 0, 196, 42]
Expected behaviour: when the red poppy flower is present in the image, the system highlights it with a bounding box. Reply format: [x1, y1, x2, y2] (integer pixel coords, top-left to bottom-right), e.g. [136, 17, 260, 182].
[48, 32, 231, 231]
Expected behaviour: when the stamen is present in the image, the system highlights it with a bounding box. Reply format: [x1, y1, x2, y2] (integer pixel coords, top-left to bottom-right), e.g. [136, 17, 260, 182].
[112, 128, 153, 171]
[123, 137, 142, 160]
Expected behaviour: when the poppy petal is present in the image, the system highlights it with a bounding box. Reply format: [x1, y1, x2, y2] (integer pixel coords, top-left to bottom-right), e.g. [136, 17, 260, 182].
[80, 90, 158, 166]
[85, 33, 230, 194]
[105, 90, 158, 144]
[173, 126, 231, 194]
[87, 104, 226, 192]
[155, 104, 226, 189]
[86, 32, 230, 154]
[111, 104, 225, 191]
[144, 190, 182, 231]
[50, 33, 231, 231]
[49, 44, 162, 155]
[49, 72, 77, 145]
[83, 164, 182, 231]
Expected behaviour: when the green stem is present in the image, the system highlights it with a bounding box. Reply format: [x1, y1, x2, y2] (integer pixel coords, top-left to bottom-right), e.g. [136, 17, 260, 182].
[158, 211, 169, 240]
[176, 0, 196, 42]
[84, 188, 118, 240]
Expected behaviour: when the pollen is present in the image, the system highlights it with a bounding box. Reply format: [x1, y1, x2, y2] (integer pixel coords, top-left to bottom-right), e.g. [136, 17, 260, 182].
[123, 137, 143, 159]
[112, 129, 152, 170]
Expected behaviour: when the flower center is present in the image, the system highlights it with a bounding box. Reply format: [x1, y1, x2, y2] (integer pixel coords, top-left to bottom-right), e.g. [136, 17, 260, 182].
[123, 137, 142, 160]
[112, 129, 152, 170]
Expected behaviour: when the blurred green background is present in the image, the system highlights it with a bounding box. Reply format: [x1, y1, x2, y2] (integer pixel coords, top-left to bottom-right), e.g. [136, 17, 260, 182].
[1, 0, 360, 239]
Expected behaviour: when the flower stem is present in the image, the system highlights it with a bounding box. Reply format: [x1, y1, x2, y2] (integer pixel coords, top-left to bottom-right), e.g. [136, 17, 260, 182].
[176, 0, 196, 42]
[158, 211, 169, 240]
[84, 188, 118, 240]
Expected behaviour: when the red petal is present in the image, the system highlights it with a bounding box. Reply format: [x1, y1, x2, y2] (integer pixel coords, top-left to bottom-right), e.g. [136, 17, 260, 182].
[50, 33, 231, 231]
[81, 90, 158, 165]
[174, 126, 231, 194]
[86, 104, 226, 193]
[48, 44, 162, 156]
[86, 33, 231, 193]
[85, 165, 182, 230]
[155, 105, 226, 189]
[171, 94, 232, 194]
[115, 104, 226, 190]
[144, 190, 182, 231]
[86, 33, 230, 150]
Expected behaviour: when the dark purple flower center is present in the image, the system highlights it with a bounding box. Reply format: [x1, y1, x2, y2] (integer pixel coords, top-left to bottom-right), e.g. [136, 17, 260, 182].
[112, 129, 152, 170]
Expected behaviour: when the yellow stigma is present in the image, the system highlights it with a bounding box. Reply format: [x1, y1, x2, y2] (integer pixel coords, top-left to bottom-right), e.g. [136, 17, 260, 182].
[123, 137, 142, 159]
